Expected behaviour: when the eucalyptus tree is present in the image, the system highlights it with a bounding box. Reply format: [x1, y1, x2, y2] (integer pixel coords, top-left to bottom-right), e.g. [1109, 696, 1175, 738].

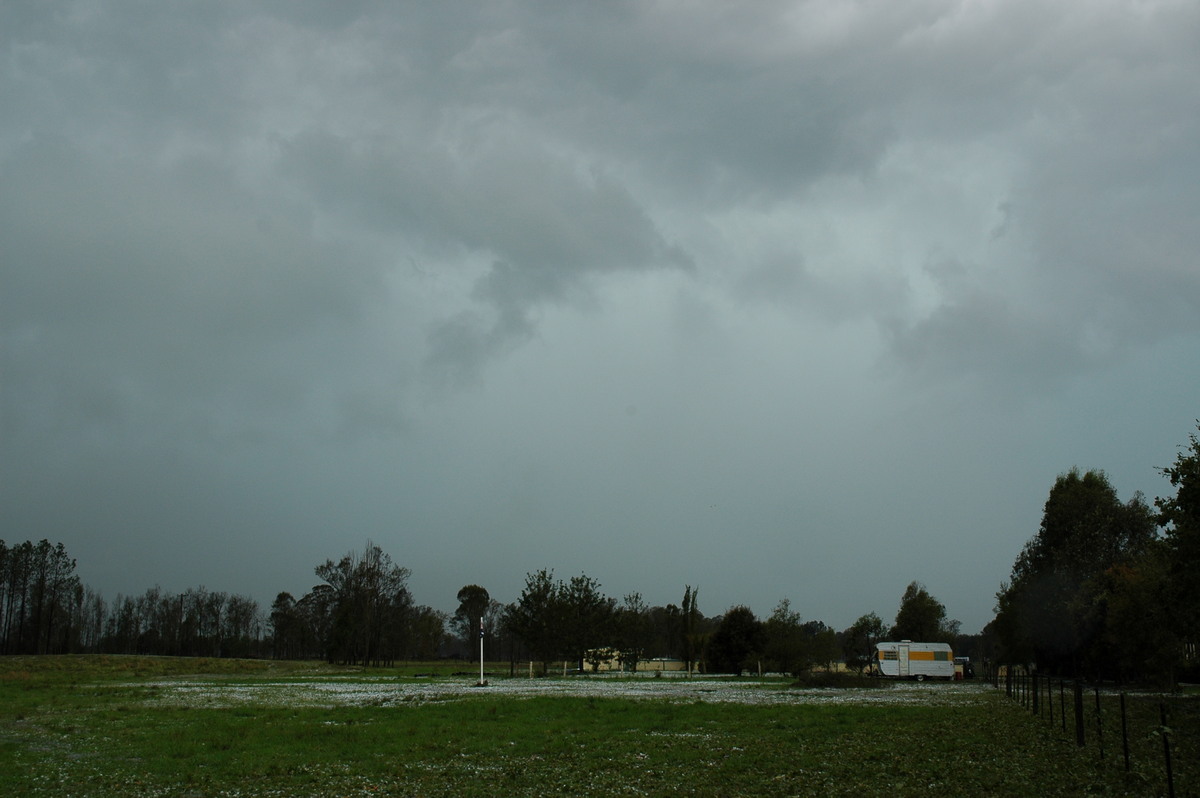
[451, 584, 497, 654]
[270, 592, 302, 660]
[314, 542, 413, 666]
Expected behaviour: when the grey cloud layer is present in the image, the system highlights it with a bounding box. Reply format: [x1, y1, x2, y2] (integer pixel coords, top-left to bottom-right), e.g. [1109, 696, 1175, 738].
[3, 0, 1198, 631]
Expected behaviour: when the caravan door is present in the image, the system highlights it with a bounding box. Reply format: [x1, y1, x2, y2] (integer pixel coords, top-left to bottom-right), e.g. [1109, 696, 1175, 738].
[897, 643, 910, 678]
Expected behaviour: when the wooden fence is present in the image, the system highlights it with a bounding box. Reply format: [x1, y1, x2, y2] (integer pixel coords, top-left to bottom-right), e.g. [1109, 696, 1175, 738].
[1000, 670, 1199, 797]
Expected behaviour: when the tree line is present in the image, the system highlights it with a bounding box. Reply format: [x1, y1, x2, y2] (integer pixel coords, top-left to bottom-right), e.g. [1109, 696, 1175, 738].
[498, 570, 965, 677]
[988, 423, 1200, 686]
[0, 533, 967, 674]
[30, 418, 1198, 672]
[269, 543, 445, 665]
[0, 539, 266, 658]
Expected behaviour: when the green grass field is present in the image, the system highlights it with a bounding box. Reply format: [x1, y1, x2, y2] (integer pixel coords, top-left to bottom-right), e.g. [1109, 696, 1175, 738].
[0, 656, 1190, 796]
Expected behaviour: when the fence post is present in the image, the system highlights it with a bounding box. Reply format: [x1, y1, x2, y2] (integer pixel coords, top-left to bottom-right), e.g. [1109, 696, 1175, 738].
[1074, 681, 1085, 747]
[1046, 675, 1053, 724]
[1032, 672, 1039, 715]
[1060, 680, 1067, 733]
[1094, 686, 1104, 760]
[1119, 692, 1130, 773]
[1160, 703, 1175, 798]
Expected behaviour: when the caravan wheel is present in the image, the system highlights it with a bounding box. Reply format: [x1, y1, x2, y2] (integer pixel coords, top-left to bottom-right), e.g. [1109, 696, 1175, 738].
[915, 674, 925, 682]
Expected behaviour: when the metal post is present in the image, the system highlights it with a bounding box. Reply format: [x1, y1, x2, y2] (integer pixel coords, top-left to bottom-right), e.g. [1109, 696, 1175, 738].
[1060, 680, 1067, 733]
[1074, 681, 1085, 747]
[1094, 686, 1104, 760]
[1120, 692, 1130, 772]
[1161, 703, 1175, 798]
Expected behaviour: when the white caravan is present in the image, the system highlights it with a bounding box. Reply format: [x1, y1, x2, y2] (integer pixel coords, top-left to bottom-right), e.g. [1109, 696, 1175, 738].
[873, 641, 955, 681]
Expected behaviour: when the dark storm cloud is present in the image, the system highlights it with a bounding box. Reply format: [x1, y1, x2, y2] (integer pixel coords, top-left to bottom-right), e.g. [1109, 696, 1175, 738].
[3, 0, 1199, 633]
[0, 138, 373, 422]
[278, 128, 691, 382]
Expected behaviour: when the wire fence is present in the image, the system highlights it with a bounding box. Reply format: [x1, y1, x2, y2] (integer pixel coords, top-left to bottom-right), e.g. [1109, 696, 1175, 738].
[998, 669, 1200, 796]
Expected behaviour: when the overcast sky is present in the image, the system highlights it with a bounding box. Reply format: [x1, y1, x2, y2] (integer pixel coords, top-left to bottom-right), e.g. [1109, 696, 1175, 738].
[3, 1, 1198, 635]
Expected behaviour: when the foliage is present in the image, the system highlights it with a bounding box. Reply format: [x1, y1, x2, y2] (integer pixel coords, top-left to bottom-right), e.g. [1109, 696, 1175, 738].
[0, 539, 454, 665]
[708, 605, 763, 675]
[790, 670, 886, 688]
[613, 592, 651, 671]
[451, 584, 490, 644]
[679, 585, 705, 673]
[1159, 423, 1200, 662]
[757, 600, 843, 676]
[561, 573, 617, 670]
[505, 570, 616, 672]
[450, 585, 503, 658]
[763, 598, 805, 676]
[841, 612, 886, 674]
[993, 468, 1158, 677]
[804, 621, 842, 672]
[505, 569, 564, 668]
[308, 542, 444, 666]
[99, 585, 263, 658]
[0, 539, 85, 655]
[890, 582, 955, 643]
[1079, 544, 1176, 685]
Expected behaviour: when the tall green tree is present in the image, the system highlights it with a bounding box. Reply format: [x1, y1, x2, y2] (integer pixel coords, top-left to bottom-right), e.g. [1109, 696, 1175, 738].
[708, 605, 763, 675]
[451, 584, 491, 652]
[762, 598, 805, 676]
[1159, 425, 1200, 646]
[803, 621, 842, 672]
[993, 468, 1156, 675]
[408, 605, 448, 660]
[891, 582, 950, 642]
[560, 573, 616, 672]
[505, 570, 616, 673]
[680, 585, 704, 673]
[506, 569, 563, 671]
[314, 542, 413, 666]
[614, 592, 651, 671]
[0, 540, 82, 654]
[1078, 543, 1174, 684]
[841, 612, 886, 674]
[269, 592, 301, 660]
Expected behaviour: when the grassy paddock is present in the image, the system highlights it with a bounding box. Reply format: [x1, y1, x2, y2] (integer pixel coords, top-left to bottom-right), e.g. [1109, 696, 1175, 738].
[0, 656, 1188, 796]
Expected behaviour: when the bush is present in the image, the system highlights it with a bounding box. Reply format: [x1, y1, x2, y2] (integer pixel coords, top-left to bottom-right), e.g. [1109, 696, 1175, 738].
[791, 671, 887, 689]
